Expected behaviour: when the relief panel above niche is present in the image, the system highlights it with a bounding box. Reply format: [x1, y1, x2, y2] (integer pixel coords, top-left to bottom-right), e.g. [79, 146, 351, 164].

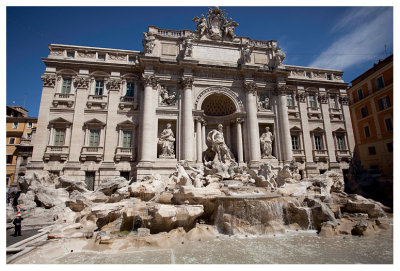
[254, 53, 268, 65]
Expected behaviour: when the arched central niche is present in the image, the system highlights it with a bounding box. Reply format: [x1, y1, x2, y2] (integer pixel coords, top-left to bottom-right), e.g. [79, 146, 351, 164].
[201, 93, 236, 116]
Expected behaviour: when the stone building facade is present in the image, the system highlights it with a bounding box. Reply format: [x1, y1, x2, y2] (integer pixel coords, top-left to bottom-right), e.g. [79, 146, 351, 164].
[27, 7, 355, 189]
[347, 55, 393, 176]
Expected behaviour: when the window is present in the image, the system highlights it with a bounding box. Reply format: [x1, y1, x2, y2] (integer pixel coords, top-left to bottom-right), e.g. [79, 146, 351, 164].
[126, 82, 135, 97]
[128, 56, 136, 63]
[12, 122, 18, 129]
[364, 126, 371, 138]
[360, 106, 369, 118]
[306, 72, 311, 78]
[357, 89, 364, 100]
[26, 133, 32, 139]
[6, 155, 13, 164]
[291, 135, 300, 150]
[67, 51, 75, 58]
[8, 137, 16, 144]
[286, 94, 294, 106]
[375, 76, 384, 90]
[122, 131, 132, 148]
[54, 129, 65, 146]
[98, 54, 106, 61]
[368, 146, 376, 155]
[385, 118, 393, 131]
[327, 74, 332, 80]
[387, 142, 393, 152]
[89, 129, 100, 147]
[308, 94, 317, 108]
[314, 135, 323, 150]
[27, 122, 33, 129]
[336, 135, 346, 150]
[61, 78, 72, 94]
[95, 80, 104, 95]
[378, 96, 391, 110]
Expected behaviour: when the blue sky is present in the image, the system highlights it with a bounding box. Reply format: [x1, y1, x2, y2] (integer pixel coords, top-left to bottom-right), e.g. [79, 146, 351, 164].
[6, 6, 393, 117]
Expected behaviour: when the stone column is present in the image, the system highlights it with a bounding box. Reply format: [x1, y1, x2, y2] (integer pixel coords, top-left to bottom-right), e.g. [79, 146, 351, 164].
[297, 90, 317, 176]
[29, 75, 57, 169]
[340, 95, 356, 155]
[181, 77, 195, 161]
[195, 117, 203, 163]
[139, 74, 158, 162]
[319, 91, 339, 170]
[278, 87, 293, 162]
[226, 124, 231, 148]
[244, 81, 261, 163]
[233, 118, 244, 163]
[68, 76, 90, 162]
[201, 119, 207, 150]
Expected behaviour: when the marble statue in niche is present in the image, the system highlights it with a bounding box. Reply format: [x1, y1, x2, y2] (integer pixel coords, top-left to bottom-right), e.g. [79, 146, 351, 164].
[260, 126, 275, 158]
[158, 123, 175, 158]
[207, 124, 234, 164]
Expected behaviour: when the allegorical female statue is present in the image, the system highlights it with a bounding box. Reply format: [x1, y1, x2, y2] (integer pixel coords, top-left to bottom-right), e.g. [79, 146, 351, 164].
[260, 126, 274, 158]
[158, 123, 175, 158]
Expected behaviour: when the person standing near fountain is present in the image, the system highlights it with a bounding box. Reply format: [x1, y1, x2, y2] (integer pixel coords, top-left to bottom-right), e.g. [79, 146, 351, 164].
[260, 126, 274, 158]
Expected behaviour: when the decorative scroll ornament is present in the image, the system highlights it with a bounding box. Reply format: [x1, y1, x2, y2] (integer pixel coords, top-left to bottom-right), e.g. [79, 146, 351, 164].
[243, 81, 257, 95]
[318, 94, 328, 104]
[41, 75, 56, 87]
[74, 76, 90, 89]
[107, 79, 122, 91]
[159, 86, 177, 106]
[143, 32, 156, 54]
[181, 77, 194, 89]
[339, 96, 349, 105]
[296, 93, 306, 103]
[241, 43, 254, 64]
[142, 75, 159, 88]
[192, 7, 238, 40]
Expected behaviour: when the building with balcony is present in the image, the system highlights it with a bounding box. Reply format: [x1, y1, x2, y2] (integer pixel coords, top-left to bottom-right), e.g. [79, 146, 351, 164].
[27, 7, 355, 190]
[6, 106, 37, 186]
[347, 55, 393, 177]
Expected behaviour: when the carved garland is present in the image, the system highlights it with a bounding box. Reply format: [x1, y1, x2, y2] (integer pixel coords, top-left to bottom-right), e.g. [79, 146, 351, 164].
[318, 94, 328, 104]
[296, 93, 306, 103]
[195, 86, 244, 112]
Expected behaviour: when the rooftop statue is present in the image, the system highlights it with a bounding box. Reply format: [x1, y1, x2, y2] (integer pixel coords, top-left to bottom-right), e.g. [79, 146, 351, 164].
[192, 7, 238, 40]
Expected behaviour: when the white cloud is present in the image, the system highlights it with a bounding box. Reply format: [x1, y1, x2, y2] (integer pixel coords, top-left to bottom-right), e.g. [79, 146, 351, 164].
[331, 7, 386, 33]
[309, 7, 392, 70]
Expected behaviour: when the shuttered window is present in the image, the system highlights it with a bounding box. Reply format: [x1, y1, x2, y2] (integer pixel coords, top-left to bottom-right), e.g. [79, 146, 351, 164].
[61, 78, 72, 94]
[122, 131, 132, 147]
[54, 129, 65, 146]
[89, 129, 100, 147]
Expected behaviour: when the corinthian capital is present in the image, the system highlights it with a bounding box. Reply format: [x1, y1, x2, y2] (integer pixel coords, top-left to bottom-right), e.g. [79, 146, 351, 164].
[142, 74, 159, 88]
[74, 76, 90, 89]
[181, 77, 194, 89]
[107, 79, 122, 91]
[41, 74, 56, 87]
[243, 81, 257, 95]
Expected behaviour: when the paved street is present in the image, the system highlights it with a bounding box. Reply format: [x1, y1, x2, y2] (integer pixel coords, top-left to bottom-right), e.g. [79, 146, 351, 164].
[6, 228, 39, 247]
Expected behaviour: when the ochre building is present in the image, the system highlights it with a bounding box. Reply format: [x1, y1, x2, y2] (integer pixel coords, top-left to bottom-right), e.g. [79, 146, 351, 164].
[27, 8, 355, 189]
[347, 55, 393, 177]
[6, 106, 37, 186]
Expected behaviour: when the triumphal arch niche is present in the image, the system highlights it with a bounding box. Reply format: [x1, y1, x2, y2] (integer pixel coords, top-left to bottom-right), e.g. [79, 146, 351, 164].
[30, 6, 354, 185]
